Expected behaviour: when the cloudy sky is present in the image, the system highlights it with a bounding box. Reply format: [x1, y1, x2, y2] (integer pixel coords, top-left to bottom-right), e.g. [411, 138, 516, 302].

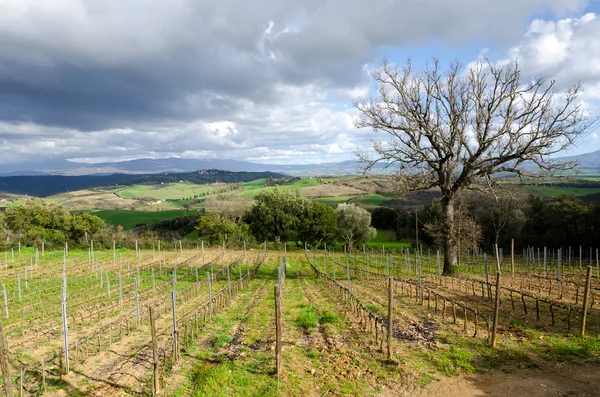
[1, 0, 600, 167]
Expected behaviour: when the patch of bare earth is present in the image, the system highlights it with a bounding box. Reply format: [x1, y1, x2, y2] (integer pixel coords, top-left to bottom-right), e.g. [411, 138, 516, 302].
[400, 362, 600, 397]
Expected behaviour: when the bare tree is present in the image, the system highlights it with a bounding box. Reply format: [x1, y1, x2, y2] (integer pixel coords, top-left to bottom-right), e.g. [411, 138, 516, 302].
[423, 203, 482, 256]
[464, 189, 525, 248]
[355, 58, 589, 274]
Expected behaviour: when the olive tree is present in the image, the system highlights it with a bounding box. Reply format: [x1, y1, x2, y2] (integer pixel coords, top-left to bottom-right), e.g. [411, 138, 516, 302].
[355, 58, 589, 274]
[336, 203, 376, 250]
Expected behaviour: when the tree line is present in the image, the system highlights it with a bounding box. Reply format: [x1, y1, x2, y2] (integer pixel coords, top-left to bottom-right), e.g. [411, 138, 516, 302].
[197, 189, 376, 249]
[374, 192, 600, 253]
[0, 190, 378, 251]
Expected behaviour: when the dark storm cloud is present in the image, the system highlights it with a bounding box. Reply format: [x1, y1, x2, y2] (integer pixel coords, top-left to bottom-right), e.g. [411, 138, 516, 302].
[0, 0, 589, 164]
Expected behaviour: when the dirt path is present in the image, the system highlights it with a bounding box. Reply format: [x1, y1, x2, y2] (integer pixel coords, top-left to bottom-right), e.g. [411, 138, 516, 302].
[405, 362, 600, 397]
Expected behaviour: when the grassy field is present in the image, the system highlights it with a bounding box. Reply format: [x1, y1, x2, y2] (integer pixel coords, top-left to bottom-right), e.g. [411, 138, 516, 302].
[117, 183, 216, 200]
[356, 193, 393, 206]
[366, 229, 411, 249]
[93, 209, 204, 229]
[235, 177, 320, 199]
[520, 185, 600, 197]
[312, 195, 355, 207]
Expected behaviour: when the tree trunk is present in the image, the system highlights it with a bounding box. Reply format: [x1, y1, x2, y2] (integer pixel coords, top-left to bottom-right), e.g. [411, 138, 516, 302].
[442, 195, 458, 275]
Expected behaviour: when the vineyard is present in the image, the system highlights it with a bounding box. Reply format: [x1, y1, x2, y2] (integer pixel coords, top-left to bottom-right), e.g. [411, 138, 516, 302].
[0, 243, 599, 396]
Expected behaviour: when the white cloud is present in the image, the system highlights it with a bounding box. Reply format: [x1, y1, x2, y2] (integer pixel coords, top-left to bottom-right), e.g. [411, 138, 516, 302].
[0, 0, 595, 166]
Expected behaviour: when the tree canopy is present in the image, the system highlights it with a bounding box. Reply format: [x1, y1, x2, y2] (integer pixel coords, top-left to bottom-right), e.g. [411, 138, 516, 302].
[336, 203, 376, 250]
[244, 188, 338, 247]
[355, 58, 589, 274]
[245, 189, 308, 244]
[2, 198, 105, 246]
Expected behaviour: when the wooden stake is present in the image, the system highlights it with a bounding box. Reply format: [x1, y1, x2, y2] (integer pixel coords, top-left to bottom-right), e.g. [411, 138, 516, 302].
[580, 266, 593, 337]
[134, 278, 140, 327]
[2, 285, 8, 319]
[171, 291, 178, 363]
[274, 285, 282, 378]
[387, 277, 393, 361]
[41, 360, 45, 392]
[0, 316, 14, 397]
[149, 306, 160, 395]
[511, 239, 514, 277]
[494, 244, 501, 273]
[61, 276, 69, 373]
[490, 271, 501, 349]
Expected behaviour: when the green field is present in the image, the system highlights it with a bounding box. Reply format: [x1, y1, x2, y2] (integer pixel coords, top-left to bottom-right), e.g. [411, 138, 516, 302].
[313, 195, 355, 207]
[520, 186, 600, 197]
[93, 209, 204, 229]
[235, 177, 320, 198]
[366, 229, 411, 249]
[117, 183, 215, 200]
[356, 193, 393, 206]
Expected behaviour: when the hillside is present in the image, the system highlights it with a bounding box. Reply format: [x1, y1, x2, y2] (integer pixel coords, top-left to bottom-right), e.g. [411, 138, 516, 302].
[0, 169, 285, 197]
[0, 157, 392, 177]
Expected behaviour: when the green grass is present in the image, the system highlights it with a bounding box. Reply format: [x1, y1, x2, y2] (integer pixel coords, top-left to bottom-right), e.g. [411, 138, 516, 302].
[295, 304, 320, 330]
[92, 209, 204, 229]
[117, 183, 215, 200]
[188, 362, 277, 397]
[520, 186, 600, 197]
[357, 193, 393, 206]
[367, 230, 411, 249]
[235, 177, 320, 199]
[313, 195, 355, 207]
[427, 345, 474, 376]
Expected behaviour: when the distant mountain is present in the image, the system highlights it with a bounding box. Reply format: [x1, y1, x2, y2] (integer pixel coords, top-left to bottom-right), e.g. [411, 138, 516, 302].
[0, 169, 285, 197]
[0, 157, 387, 177]
[562, 150, 600, 170]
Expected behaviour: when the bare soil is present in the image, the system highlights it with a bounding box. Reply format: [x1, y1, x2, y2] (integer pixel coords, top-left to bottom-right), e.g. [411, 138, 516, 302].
[407, 362, 600, 397]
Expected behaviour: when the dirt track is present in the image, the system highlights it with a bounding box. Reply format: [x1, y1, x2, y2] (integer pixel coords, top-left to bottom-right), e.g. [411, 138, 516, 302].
[405, 362, 600, 397]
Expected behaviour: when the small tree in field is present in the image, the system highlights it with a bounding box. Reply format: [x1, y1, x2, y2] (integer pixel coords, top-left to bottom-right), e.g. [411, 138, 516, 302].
[355, 58, 589, 274]
[336, 203, 376, 250]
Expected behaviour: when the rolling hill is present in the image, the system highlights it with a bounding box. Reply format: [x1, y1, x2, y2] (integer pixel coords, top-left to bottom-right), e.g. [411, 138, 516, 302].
[0, 169, 285, 197]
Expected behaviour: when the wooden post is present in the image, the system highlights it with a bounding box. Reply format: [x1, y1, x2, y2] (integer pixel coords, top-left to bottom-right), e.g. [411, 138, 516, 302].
[387, 277, 393, 361]
[494, 244, 501, 273]
[207, 273, 213, 317]
[415, 212, 419, 254]
[490, 271, 501, 348]
[149, 306, 160, 395]
[118, 274, 123, 308]
[171, 291, 178, 363]
[346, 256, 351, 292]
[41, 360, 45, 392]
[2, 285, 8, 319]
[19, 367, 23, 397]
[152, 269, 156, 297]
[134, 278, 140, 327]
[227, 265, 232, 300]
[0, 316, 14, 397]
[511, 239, 514, 277]
[580, 266, 593, 337]
[557, 249, 562, 299]
[274, 285, 282, 378]
[61, 275, 69, 373]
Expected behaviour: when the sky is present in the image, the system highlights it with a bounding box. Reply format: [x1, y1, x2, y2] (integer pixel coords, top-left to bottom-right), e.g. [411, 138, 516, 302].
[1, 0, 600, 167]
